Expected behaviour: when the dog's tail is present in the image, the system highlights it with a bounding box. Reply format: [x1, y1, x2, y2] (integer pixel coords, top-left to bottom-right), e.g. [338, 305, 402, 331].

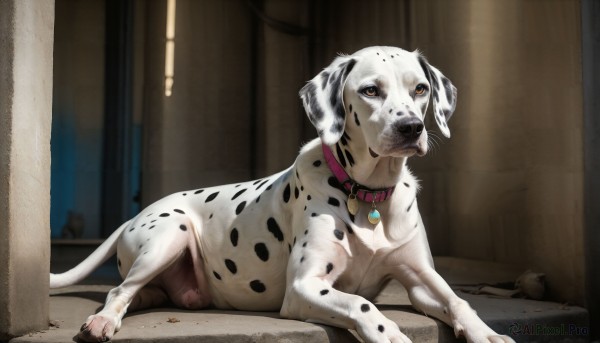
[49, 220, 130, 288]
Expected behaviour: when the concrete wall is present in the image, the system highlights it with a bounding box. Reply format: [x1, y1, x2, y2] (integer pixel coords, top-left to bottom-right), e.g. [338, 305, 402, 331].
[410, 0, 585, 305]
[142, 0, 319, 205]
[0, 0, 54, 338]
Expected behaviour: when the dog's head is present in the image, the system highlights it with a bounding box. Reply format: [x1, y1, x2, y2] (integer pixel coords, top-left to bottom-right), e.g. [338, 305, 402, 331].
[300, 46, 456, 158]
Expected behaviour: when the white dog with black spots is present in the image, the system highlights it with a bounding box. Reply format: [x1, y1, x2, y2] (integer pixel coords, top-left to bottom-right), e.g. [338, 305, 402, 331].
[51, 46, 514, 343]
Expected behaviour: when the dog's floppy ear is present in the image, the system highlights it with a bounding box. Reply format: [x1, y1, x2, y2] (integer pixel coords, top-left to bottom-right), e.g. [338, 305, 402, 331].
[300, 56, 357, 145]
[418, 55, 457, 138]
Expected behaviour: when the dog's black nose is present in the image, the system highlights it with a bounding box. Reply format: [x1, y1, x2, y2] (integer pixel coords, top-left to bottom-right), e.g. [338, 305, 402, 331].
[397, 119, 424, 139]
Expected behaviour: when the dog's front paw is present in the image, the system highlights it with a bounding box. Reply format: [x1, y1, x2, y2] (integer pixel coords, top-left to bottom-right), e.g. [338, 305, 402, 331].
[78, 314, 120, 342]
[449, 301, 515, 343]
[356, 316, 412, 343]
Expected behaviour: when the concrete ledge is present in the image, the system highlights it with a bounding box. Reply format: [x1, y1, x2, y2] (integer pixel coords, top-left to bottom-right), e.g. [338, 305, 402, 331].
[11, 258, 590, 343]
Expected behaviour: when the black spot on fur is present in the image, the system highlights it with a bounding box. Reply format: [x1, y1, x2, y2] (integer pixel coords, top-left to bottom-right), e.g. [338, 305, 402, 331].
[194, 189, 204, 194]
[254, 243, 269, 261]
[368, 147, 379, 158]
[118, 259, 122, 267]
[418, 55, 433, 86]
[313, 160, 322, 167]
[256, 195, 261, 203]
[209, 214, 213, 219]
[182, 193, 187, 196]
[225, 259, 237, 274]
[340, 134, 348, 146]
[335, 143, 347, 168]
[334, 229, 344, 240]
[253, 179, 263, 185]
[267, 217, 284, 241]
[294, 187, 299, 199]
[230, 228, 239, 247]
[151, 220, 156, 223]
[266, 184, 273, 191]
[205, 192, 219, 202]
[354, 112, 360, 126]
[300, 256, 305, 263]
[321, 71, 330, 89]
[305, 229, 309, 235]
[407, 198, 415, 212]
[330, 121, 344, 134]
[328, 176, 342, 190]
[149, 225, 155, 229]
[179, 224, 187, 231]
[361, 304, 370, 312]
[328, 197, 340, 207]
[174, 209, 185, 214]
[404, 182, 410, 188]
[349, 212, 355, 223]
[256, 179, 269, 190]
[345, 150, 355, 167]
[442, 77, 454, 104]
[326, 263, 334, 274]
[213, 271, 221, 280]
[138, 244, 143, 249]
[302, 82, 325, 123]
[311, 213, 319, 217]
[250, 280, 266, 293]
[307, 195, 312, 201]
[288, 243, 292, 253]
[283, 183, 291, 203]
[232, 188, 247, 200]
[349, 104, 353, 112]
[302, 242, 307, 248]
[378, 325, 385, 333]
[129, 227, 135, 232]
[320, 289, 329, 295]
[160, 213, 170, 217]
[235, 201, 246, 215]
[345, 223, 354, 234]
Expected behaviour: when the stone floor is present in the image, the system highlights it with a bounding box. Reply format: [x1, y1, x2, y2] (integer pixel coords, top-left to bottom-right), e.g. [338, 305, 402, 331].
[10, 257, 590, 343]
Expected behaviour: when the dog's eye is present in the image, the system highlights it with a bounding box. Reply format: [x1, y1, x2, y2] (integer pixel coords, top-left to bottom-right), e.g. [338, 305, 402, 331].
[360, 86, 379, 97]
[415, 84, 428, 96]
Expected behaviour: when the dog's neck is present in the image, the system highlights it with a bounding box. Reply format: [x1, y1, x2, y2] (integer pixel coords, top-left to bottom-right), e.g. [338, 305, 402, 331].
[329, 130, 407, 190]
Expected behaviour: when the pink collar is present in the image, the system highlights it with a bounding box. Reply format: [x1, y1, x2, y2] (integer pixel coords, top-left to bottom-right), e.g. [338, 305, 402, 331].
[321, 144, 395, 203]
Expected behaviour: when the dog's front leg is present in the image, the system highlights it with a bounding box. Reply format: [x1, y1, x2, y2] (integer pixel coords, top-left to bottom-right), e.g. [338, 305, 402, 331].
[280, 232, 411, 343]
[281, 276, 411, 343]
[391, 230, 515, 343]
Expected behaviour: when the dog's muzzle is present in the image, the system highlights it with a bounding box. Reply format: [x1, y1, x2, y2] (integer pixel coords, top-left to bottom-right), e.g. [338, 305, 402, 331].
[397, 118, 424, 140]
[389, 118, 427, 156]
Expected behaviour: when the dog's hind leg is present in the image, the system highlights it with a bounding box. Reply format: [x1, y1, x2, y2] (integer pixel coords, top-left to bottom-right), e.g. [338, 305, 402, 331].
[77, 220, 197, 342]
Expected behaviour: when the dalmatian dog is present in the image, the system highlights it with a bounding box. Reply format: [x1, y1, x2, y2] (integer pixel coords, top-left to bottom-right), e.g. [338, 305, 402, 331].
[50, 46, 514, 343]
